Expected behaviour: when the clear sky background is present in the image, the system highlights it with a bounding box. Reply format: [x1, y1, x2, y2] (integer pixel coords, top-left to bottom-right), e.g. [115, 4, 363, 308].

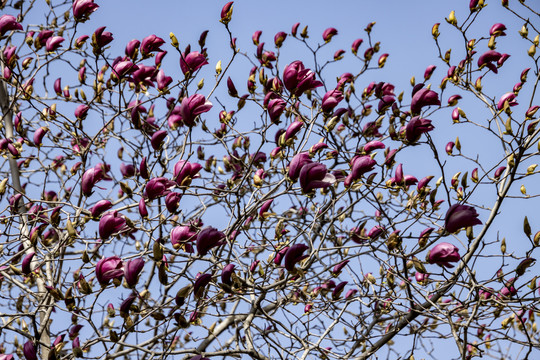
[16, 0, 539, 358]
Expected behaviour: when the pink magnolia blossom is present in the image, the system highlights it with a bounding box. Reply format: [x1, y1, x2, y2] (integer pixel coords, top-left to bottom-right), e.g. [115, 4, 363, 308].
[410, 88, 441, 114]
[140, 34, 165, 57]
[299, 162, 336, 193]
[196, 227, 226, 256]
[72, 0, 99, 21]
[180, 51, 208, 75]
[0, 15, 23, 36]
[99, 211, 128, 239]
[284, 244, 309, 271]
[283, 60, 323, 97]
[178, 94, 212, 127]
[95, 256, 124, 285]
[444, 204, 482, 233]
[427, 242, 461, 268]
[322, 27, 338, 42]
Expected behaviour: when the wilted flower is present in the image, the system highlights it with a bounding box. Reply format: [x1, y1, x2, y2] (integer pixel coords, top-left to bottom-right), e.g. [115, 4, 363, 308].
[283, 60, 323, 97]
[299, 162, 336, 193]
[445, 204, 482, 233]
[95, 256, 124, 285]
[145, 177, 176, 200]
[196, 227, 226, 256]
[124, 258, 145, 287]
[0, 15, 23, 36]
[405, 116, 434, 143]
[411, 88, 441, 114]
[284, 243, 309, 271]
[427, 242, 460, 268]
[72, 0, 99, 21]
[344, 156, 376, 187]
[99, 211, 128, 239]
[180, 51, 208, 75]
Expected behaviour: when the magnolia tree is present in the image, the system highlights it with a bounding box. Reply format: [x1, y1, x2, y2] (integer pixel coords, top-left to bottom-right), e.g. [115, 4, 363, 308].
[0, 0, 540, 359]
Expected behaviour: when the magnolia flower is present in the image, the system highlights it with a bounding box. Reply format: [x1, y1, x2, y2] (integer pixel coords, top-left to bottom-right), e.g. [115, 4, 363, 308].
[92, 26, 114, 53]
[0, 15, 23, 36]
[284, 243, 309, 271]
[145, 177, 176, 200]
[173, 160, 202, 186]
[497, 92, 518, 110]
[112, 60, 138, 78]
[321, 89, 344, 112]
[322, 27, 338, 42]
[288, 152, 312, 182]
[427, 242, 460, 268]
[150, 130, 167, 150]
[75, 104, 90, 120]
[156, 69, 172, 91]
[299, 162, 336, 193]
[23, 341, 37, 360]
[351, 38, 363, 55]
[267, 98, 286, 123]
[45, 36, 64, 52]
[221, 264, 236, 286]
[99, 211, 128, 239]
[220, 1, 234, 24]
[274, 31, 287, 47]
[124, 258, 145, 287]
[120, 163, 136, 178]
[95, 256, 124, 285]
[193, 273, 212, 298]
[180, 51, 208, 74]
[178, 94, 212, 127]
[445, 204, 482, 233]
[344, 156, 376, 187]
[21, 252, 35, 275]
[90, 199, 112, 219]
[72, 0, 99, 21]
[81, 164, 109, 196]
[477, 50, 504, 73]
[170, 225, 197, 249]
[411, 88, 440, 114]
[283, 60, 323, 97]
[489, 23, 506, 37]
[125, 39, 140, 58]
[165, 192, 182, 213]
[196, 227, 226, 256]
[33, 127, 48, 146]
[140, 34, 164, 57]
[405, 116, 434, 143]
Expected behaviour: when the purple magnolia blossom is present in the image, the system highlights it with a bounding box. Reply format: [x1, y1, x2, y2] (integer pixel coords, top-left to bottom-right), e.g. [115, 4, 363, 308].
[170, 225, 197, 249]
[75, 104, 90, 120]
[497, 92, 518, 110]
[405, 116, 434, 143]
[99, 211, 128, 239]
[221, 264, 236, 285]
[196, 227, 226, 256]
[120, 163, 136, 178]
[112, 60, 138, 78]
[299, 162, 336, 193]
[490, 23, 507, 36]
[119, 292, 137, 317]
[331, 260, 349, 275]
[284, 121, 304, 142]
[284, 243, 309, 271]
[445, 204, 482, 233]
[124, 258, 145, 287]
[321, 89, 344, 112]
[283, 60, 323, 97]
[288, 152, 312, 181]
[125, 39, 140, 58]
[95, 256, 124, 285]
[177, 94, 212, 127]
[33, 127, 48, 146]
[180, 51, 208, 74]
[351, 38, 363, 55]
[410, 88, 441, 114]
[267, 97, 286, 123]
[45, 36, 64, 52]
[72, 0, 99, 21]
[140, 34, 164, 56]
[90, 200, 113, 218]
[21, 252, 35, 275]
[139, 156, 149, 180]
[156, 69, 172, 91]
[363, 140, 385, 153]
[145, 177, 176, 200]
[322, 27, 338, 42]
[424, 65, 436, 80]
[220, 1, 234, 23]
[150, 130, 168, 150]
[477, 50, 507, 73]
[173, 160, 202, 186]
[92, 26, 114, 53]
[193, 273, 212, 298]
[23, 341, 37, 360]
[344, 155, 376, 187]
[427, 242, 461, 268]
[0, 15, 23, 36]
[81, 164, 110, 196]
[165, 192, 182, 213]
